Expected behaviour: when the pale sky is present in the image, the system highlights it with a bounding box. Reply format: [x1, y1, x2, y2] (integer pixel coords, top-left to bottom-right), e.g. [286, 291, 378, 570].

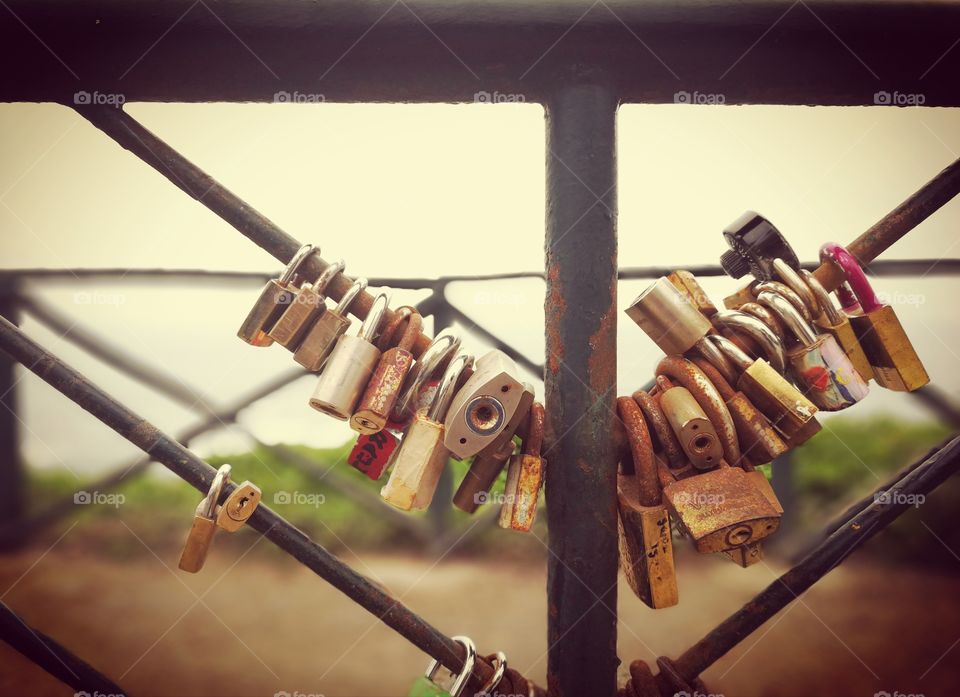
[1, 102, 958, 475]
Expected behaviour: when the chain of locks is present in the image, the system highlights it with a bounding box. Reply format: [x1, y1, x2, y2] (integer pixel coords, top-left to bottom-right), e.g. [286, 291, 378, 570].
[176, 211, 928, 697]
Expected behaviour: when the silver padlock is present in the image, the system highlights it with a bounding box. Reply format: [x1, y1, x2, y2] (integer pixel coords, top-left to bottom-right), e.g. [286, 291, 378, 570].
[757, 289, 869, 411]
[310, 292, 389, 420]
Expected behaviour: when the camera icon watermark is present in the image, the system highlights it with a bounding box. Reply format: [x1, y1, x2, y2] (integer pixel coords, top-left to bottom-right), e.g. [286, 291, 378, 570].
[873, 90, 925, 106]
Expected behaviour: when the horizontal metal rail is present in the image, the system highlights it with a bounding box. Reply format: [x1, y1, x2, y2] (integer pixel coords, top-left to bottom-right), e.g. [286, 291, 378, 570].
[0, 316, 525, 695]
[4, 1, 960, 105]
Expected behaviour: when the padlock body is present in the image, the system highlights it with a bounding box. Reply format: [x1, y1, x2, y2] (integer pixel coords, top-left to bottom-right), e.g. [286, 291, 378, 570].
[293, 310, 351, 371]
[351, 347, 414, 434]
[815, 315, 874, 382]
[850, 306, 929, 392]
[310, 335, 381, 420]
[737, 360, 819, 442]
[659, 386, 723, 470]
[626, 277, 712, 354]
[787, 334, 869, 411]
[617, 474, 678, 609]
[745, 468, 783, 514]
[453, 442, 513, 514]
[407, 675, 451, 697]
[381, 416, 449, 511]
[724, 542, 764, 567]
[663, 466, 780, 553]
[667, 270, 718, 317]
[726, 392, 788, 466]
[237, 279, 295, 346]
[267, 286, 327, 350]
[443, 351, 525, 459]
[215, 481, 262, 532]
[498, 453, 546, 532]
[178, 513, 218, 573]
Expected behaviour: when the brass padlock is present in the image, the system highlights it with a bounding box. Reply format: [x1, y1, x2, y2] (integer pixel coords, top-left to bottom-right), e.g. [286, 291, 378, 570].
[655, 375, 723, 471]
[452, 382, 534, 513]
[725, 541, 764, 567]
[709, 316, 820, 446]
[381, 353, 473, 511]
[499, 402, 546, 532]
[391, 330, 462, 425]
[267, 259, 345, 350]
[822, 242, 929, 392]
[310, 291, 389, 420]
[293, 276, 365, 372]
[800, 268, 874, 382]
[351, 308, 423, 434]
[443, 350, 527, 460]
[661, 459, 781, 553]
[691, 356, 788, 467]
[616, 396, 678, 609]
[237, 244, 317, 346]
[757, 289, 869, 410]
[215, 480, 262, 532]
[407, 636, 477, 697]
[178, 464, 231, 573]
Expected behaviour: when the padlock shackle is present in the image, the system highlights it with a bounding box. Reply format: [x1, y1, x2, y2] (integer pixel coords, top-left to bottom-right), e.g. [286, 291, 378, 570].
[393, 330, 461, 420]
[799, 268, 844, 325]
[772, 258, 818, 318]
[377, 305, 414, 352]
[754, 280, 812, 323]
[278, 243, 317, 285]
[707, 333, 753, 372]
[314, 258, 345, 295]
[756, 291, 819, 347]
[522, 402, 545, 458]
[712, 310, 787, 373]
[359, 292, 390, 342]
[820, 243, 884, 313]
[632, 390, 685, 468]
[334, 277, 367, 315]
[424, 635, 477, 697]
[430, 353, 473, 422]
[616, 396, 660, 506]
[201, 464, 231, 519]
[694, 336, 739, 386]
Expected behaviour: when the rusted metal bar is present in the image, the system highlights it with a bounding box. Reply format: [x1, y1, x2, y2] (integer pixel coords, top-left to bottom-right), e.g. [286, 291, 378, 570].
[0, 367, 305, 547]
[74, 105, 434, 358]
[0, 600, 128, 696]
[544, 80, 619, 697]
[911, 385, 960, 429]
[20, 295, 216, 414]
[665, 434, 960, 685]
[813, 157, 960, 291]
[0, 283, 25, 536]
[0, 317, 520, 695]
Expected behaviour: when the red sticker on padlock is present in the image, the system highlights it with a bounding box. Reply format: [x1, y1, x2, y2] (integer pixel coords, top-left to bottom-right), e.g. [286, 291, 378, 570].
[348, 430, 399, 480]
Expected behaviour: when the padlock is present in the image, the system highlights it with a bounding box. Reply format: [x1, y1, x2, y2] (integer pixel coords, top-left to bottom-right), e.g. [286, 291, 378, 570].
[660, 458, 781, 553]
[294, 276, 366, 371]
[667, 269, 718, 317]
[707, 331, 821, 447]
[616, 397, 678, 609]
[772, 259, 820, 320]
[214, 480, 262, 532]
[391, 330, 462, 425]
[381, 353, 473, 511]
[800, 267, 874, 382]
[351, 308, 423, 434]
[625, 277, 712, 356]
[757, 289, 869, 410]
[724, 542, 764, 567]
[237, 244, 316, 346]
[179, 464, 231, 573]
[408, 636, 477, 697]
[691, 356, 788, 466]
[741, 461, 783, 514]
[821, 242, 929, 392]
[657, 356, 741, 467]
[738, 301, 788, 345]
[754, 280, 812, 323]
[267, 259, 345, 350]
[655, 375, 723, 471]
[719, 210, 800, 281]
[310, 291, 389, 420]
[452, 383, 534, 513]
[443, 350, 527, 460]
[499, 402, 547, 532]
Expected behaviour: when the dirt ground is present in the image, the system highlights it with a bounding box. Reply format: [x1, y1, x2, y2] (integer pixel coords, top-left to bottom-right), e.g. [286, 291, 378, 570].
[1, 544, 958, 697]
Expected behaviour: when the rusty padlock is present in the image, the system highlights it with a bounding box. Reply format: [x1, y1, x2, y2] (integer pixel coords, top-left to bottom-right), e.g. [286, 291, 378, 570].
[267, 259, 345, 351]
[655, 375, 723, 471]
[822, 242, 929, 392]
[351, 308, 423, 434]
[616, 397, 678, 609]
[633, 389, 686, 469]
[237, 244, 316, 346]
[293, 275, 365, 371]
[499, 402, 547, 532]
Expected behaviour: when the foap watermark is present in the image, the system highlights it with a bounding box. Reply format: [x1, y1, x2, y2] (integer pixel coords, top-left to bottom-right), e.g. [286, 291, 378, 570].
[75, 691, 126, 697]
[674, 690, 725, 697]
[74, 90, 126, 107]
[674, 90, 725, 105]
[875, 290, 925, 308]
[474, 490, 517, 506]
[673, 491, 724, 506]
[874, 490, 925, 508]
[474, 90, 526, 104]
[273, 491, 326, 507]
[273, 91, 326, 104]
[874, 90, 925, 106]
[874, 691, 925, 697]
[273, 691, 325, 697]
[73, 290, 126, 307]
[74, 491, 126, 508]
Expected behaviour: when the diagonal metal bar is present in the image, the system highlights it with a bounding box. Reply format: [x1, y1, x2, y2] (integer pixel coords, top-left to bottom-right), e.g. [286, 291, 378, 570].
[0, 317, 522, 695]
[0, 600, 129, 696]
[662, 434, 960, 687]
[443, 302, 544, 378]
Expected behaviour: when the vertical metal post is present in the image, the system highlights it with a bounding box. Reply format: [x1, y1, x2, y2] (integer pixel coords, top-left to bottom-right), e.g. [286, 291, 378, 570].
[544, 80, 619, 696]
[0, 283, 24, 537]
